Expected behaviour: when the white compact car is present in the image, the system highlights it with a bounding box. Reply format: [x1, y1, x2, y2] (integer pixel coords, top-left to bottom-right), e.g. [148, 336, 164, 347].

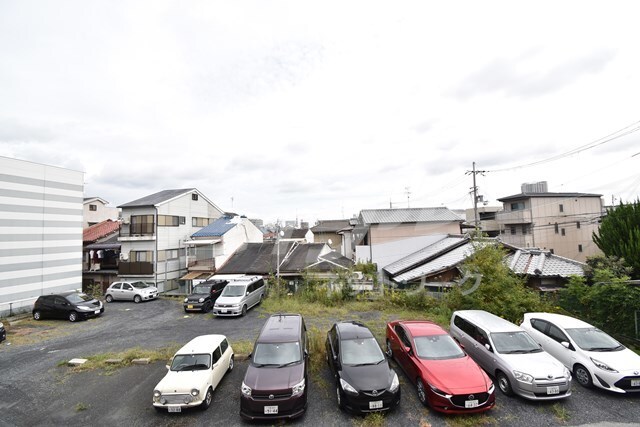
[105, 281, 158, 303]
[522, 313, 640, 393]
[153, 334, 234, 412]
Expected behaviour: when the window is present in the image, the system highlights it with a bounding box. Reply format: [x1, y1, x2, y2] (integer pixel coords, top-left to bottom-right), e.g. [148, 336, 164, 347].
[522, 225, 528, 234]
[554, 223, 559, 234]
[131, 215, 154, 235]
[510, 202, 525, 211]
[192, 193, 198, 201]
[212, 346, 222, 364]
[550, 249, 554, 254]
[510, 226, 516, 235]
[158, 249, 179, 261]
[130, 250, 153, 262]
[220, 338, 229, 355]
[123, 284, 132, 290]
[559, 204, 564, 213]
[578, 244, 583, 252]
[548, 324, 569, 343]
[158, 215, 179, 226]
[530, 319, 547, 333]
[89, 204, 97, 211]
[561, 228, 566, 236]
[192, 217, 213, 227]
[576, 221, 581, 229]
[179, 216, 186, 225]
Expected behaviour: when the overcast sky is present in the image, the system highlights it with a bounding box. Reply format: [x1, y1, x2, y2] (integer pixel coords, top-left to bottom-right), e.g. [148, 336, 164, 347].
[2, 1, 640, 225]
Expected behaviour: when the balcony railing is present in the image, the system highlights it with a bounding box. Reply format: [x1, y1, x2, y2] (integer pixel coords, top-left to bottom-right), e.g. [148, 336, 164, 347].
[496, 209, 532, 224]
[187, 258, 216, 271]
[119, 261, 154, 275]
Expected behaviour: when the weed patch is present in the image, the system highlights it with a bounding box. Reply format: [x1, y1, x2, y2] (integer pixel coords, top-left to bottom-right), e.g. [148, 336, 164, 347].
[65, 345, 180, 373]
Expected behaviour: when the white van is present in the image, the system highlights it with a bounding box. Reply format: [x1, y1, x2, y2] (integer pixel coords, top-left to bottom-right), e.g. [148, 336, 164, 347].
[213, 276, 266, 317]
[449, 310, 571, 400]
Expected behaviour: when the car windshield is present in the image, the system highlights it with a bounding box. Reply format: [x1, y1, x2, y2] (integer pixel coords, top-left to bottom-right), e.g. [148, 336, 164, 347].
[131, 281, 151, 289]
[221, 284, 246, 297]
[192, 284, 211, 294]
[170, 353, 211, 371]
[65, 293, 93, 303]
[414, 334, 465, 360]
[565, 327, 624, 351]
[252, 342, 301, 366]
[490, 331, 543, 354]
[340, 337, 385, 365]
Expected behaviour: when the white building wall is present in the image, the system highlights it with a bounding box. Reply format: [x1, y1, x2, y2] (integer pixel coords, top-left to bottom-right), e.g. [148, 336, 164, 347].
[83, 199, 119, 228]
[0, 156, 84, 316]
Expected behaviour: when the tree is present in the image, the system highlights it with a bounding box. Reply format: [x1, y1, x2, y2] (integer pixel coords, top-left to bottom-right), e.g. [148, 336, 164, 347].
[593, 199, 640, 278]
[583, 255, 633, 284]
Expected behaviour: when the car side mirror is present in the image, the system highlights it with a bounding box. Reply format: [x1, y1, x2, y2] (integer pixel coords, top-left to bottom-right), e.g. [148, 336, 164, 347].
[484, 343, 492, 352]
[561, 341, 571, 350]
[404, 346, 412, 355]
[165, 364, 170, 370]
[248, 352, 252, 359]
[246, 291, 250, 296]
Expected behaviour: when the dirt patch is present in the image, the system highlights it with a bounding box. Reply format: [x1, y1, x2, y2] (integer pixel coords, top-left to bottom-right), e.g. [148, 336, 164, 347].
[4, 319, 70, 346]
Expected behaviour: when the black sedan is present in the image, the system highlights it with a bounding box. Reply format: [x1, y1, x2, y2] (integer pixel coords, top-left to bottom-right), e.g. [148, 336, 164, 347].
[32, 292, 104, 322]
[326, 321, 401, 414]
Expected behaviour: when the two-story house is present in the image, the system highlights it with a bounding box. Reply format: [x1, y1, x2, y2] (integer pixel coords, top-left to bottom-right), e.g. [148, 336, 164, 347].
[495, 182, 604, 262]
[83, 197, 119, 228]
[117, 189, 224, 292]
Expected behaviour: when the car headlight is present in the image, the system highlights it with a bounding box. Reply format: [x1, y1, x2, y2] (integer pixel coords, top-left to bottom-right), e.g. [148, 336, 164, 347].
[190, 388, 199, 397]
[389, 372, 399, 393]
[77, 306, 92, 311]
[488, 383, 495, 394]
[184, 298, 188, 303]
[339, 378, 358, 396]
[153, 390, 161, 402]
[564, 367, 571, 379]
[198, 298, 205, 303]
[241, 382, 252, 397]
[292, 378, 306, 396]
[428, 383, 451, 398]
[591, 357, 618, 373]
[513, 370, 534, 383]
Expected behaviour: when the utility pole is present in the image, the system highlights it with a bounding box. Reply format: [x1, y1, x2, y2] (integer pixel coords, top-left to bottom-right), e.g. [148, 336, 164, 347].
[466, 162, 486, 231]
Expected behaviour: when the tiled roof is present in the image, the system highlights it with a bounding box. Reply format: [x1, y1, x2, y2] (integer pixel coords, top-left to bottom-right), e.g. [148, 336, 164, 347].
[83, 219, 120, 243]
[383, 235, 468, 275]
[282, 228, 309, 239]
[392, 242, 477, 283]
[498, 192, 602, 202]
[192, 215, 238, 237]
[506, 249, 585, 277]
[311, 219, 351, 233]
[360, 207, 463, 224]
[118, 189, 196, 208]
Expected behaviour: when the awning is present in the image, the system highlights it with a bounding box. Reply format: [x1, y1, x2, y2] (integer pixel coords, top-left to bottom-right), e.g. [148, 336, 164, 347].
[180, 271, 206, 280]
[183, 239, 221, 246]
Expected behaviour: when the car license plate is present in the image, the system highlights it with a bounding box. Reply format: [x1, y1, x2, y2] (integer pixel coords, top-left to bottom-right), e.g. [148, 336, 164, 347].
[631, 379, 640, 387]
[547, 386, 560, 395]
[94, 310, 100, 314]
[369, 400, 383, 409]
[187, 305, 193, 309]
[168, 406, 181, 413]
[222, 310, 228, 313]
[465, 399, 479, 408]
[264, 405, 278, 414]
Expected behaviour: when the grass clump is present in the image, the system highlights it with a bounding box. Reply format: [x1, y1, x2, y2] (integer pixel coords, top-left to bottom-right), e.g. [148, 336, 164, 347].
[65, 345, 180, 373]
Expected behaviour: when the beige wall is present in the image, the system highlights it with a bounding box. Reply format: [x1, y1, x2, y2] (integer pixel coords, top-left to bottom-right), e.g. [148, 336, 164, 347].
[370, 222, 460, 245]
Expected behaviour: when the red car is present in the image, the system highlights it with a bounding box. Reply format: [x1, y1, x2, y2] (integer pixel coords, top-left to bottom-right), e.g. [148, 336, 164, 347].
[385, 320, 495, 414]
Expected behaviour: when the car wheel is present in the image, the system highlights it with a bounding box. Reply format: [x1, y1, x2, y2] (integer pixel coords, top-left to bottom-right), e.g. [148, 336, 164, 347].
[574, 364, 593, 388]
[497, 371, 514, 396]
[203, 301, 213, 313]
[33, 310, 42, 321]
[228, 355, 234, 372]
[134, 295, 142, 304]
[336, 383, 344, 409]
[200, 387, 213, 410]
[105, 294, 113, 303]
[258, 294, 264, 304]
[416, 379, 428, 406]
[68, 311, 78, 322]
[386, 339, 393, 359]
[241, 305, 247, 316]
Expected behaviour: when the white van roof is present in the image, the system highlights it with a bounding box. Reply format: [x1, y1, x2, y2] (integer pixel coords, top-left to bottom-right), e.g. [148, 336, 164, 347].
[176, 334, 226, 354]
[453, 310, 521, 333]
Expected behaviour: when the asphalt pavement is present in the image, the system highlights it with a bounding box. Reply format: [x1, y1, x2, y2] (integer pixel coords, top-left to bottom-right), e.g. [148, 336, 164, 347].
[1, 297, 639, 427]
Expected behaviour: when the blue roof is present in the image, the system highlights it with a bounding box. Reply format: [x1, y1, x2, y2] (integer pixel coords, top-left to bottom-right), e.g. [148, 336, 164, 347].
[191, 215, 238, 237]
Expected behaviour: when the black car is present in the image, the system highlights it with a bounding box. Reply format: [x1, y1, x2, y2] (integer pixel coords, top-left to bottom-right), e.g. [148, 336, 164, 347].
[0, 321, 6, 343]
[326, 321, 401, 414]
[32, 292, 104, 322]
[183, 279, 229, 313]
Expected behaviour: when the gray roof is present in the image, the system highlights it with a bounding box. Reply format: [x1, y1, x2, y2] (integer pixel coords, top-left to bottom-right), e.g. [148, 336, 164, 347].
[383, 235, 468, 275]
[311, 219, 351, 233]
[498, 192, 602, 202]
[360, 207, 463, 224]
[119, 189, 196, 208]
[506, 249, 585, 277]
[392, 241, 477, 283]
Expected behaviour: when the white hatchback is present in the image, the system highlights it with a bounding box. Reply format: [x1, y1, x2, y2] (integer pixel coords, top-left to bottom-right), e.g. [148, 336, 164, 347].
[521, 313, 640, 393]
[153, 334, 234, 412]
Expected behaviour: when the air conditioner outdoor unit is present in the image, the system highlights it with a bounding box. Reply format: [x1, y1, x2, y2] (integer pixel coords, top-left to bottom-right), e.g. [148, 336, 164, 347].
[122, 218, 130, 225]
[119, 252, 129, 261]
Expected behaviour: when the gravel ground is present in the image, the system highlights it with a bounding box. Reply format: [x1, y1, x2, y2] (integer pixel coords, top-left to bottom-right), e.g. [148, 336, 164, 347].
[1, 297, 639, 427]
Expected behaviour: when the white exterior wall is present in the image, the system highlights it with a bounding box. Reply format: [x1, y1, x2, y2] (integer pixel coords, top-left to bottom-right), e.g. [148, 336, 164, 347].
[216, 218, 263, 268]
[83, 199, 119, 228]
[0, 156, 84, 316]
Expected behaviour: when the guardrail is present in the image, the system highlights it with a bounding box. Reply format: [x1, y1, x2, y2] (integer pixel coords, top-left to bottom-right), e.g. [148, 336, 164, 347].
[0, 296, 37, 317]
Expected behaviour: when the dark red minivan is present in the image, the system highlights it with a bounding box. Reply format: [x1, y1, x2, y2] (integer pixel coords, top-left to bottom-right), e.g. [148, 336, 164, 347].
[240, 314, 308, 420]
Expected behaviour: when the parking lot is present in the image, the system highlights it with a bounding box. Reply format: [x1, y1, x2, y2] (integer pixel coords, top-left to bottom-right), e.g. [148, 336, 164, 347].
[1, 297, 640, 427]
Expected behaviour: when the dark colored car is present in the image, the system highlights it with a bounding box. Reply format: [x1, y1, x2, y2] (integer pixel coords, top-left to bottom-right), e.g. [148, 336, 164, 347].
[326, 321, 401, 414]
[240, 314, 308, 420]
[0, 321, 6, 343]
[183, 280, 228, 313]
[32, 292, 104, 322]
[386, 320, 495, 414]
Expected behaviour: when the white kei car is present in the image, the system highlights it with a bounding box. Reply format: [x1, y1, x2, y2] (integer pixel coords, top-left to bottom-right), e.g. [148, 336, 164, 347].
[521, 313, 640, 393]
[153, 334, 234, 412]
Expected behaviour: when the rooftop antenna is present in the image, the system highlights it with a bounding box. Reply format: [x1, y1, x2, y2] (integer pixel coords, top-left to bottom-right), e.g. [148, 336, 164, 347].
[405, 187, 411, 208]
